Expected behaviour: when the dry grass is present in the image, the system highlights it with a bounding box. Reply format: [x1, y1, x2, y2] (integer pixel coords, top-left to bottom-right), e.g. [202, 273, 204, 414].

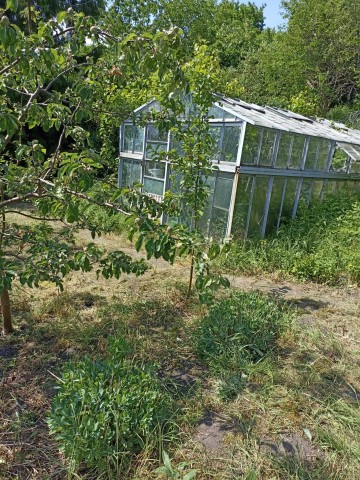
[1, 227, 359, 480]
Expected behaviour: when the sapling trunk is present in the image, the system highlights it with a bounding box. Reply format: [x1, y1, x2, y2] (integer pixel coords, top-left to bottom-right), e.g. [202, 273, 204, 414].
[1, 288, 13, 335]
[187, 256, 194, 297]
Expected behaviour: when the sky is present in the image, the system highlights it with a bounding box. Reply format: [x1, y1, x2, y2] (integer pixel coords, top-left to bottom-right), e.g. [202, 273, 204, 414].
[249, 0, 286, 29]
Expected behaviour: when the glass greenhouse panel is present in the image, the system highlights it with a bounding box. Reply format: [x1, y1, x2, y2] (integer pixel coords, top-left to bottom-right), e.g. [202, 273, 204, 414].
[143, 177, 164, 196]
[213, 175, 233, 209]
[265, 176, 286, 235]
[317, 139, 331, 171]
[123, 125, 133, 152]
[146, 143, 167, 159]
[279, 178, 298, 223]
[289, 135, 305, 169]
[241, 125, 262, 165]
[305, 137, 318, 170]
[276, 132, 292, 168]
[259, 128, 276, 166]
[133, 127, 144, 153]
[120, 159, 132, 185]
[210, 207, 229, 239]
[221, 126, 240, 163]
[145, 161, 166, 179]
[232, 175, 254, 238]
[298, 178, 313, 206]
[209, 126, 222, 161]
[309, 180, 323, 206]
[147, 125, 168, 142]
[247, 176, 269, 237]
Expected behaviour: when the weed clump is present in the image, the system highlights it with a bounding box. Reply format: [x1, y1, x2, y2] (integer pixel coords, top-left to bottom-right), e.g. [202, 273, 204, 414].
[194, 291, 293, 399]
[47, 336, 173, 477]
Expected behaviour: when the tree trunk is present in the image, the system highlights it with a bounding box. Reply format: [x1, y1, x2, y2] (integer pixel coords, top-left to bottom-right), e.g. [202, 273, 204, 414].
[1, 288, 13, 335]
[187, 256, 194, 297]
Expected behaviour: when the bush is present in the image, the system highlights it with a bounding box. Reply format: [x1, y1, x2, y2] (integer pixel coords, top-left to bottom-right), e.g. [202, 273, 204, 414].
[195, 291, 292, 374]
[218, 192, 360, 284]
[48, 337, 172, 477]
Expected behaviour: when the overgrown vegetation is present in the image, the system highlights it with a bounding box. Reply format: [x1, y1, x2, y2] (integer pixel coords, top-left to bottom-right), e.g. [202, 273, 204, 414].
[195, 291, 293, 399]
[219, 193, 360, 284]
[48, 336, 174, 478]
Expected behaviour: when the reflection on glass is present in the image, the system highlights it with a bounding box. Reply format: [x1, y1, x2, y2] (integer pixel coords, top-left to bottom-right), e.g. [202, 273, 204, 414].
[146, 143, 167, 159]
[317, 139, 331, 171]
[143, 177, 164, 196]
[276, 133, 292, 168]
[309, 180, 323, 206]
[289, 135, 305, 168]
[241, 125, 262, 165]
[121, 159, 142, 187]
[210, 208, 228, 239]
[145, 161, 166, 179]
[147, 125, 168, 142]
[280, 178, 298, 224]
[259, 128, 276, 166]
[305, 137, 318, 170]
[247, 176, 269, 237]
[121, 159, 131, 186]
[232, 175, 254, 238]
[221, 126, 240, 163]
[133, 127, 144, 153]
[123, 125, 133, 152]
[209, 126, 222, 161]
[265, 177, 286, 234]
[213, 176, 233, 209]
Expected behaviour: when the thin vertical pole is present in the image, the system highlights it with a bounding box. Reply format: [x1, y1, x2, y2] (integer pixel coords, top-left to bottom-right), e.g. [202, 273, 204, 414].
[261, 176, 274, 238]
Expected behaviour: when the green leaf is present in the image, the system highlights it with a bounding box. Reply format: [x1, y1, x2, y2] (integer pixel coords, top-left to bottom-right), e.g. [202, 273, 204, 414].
[6, 0, 18, 12]
[183, 470, 198, 480]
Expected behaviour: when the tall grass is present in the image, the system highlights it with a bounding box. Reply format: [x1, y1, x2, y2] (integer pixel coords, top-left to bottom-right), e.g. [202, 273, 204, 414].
[219, 193, 360, 284]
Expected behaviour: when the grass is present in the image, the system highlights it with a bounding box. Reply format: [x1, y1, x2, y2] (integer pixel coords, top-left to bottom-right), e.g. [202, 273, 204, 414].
[218, 192, 360, 285]
[1, 221, 360, 479]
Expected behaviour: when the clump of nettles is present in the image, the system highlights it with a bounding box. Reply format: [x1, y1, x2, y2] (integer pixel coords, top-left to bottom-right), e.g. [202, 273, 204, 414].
[194, 291, 293, 399]
[47, 336, 172, 476]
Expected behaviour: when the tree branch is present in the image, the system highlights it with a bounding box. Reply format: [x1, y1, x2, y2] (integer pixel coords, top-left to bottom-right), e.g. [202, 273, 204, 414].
[0, 192, 42, 210]
[0, 58, 20, 76]
[44, 63, 91, 92]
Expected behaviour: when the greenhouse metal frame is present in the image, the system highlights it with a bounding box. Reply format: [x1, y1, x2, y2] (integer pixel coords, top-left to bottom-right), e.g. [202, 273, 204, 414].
[119, 95, 360, 239]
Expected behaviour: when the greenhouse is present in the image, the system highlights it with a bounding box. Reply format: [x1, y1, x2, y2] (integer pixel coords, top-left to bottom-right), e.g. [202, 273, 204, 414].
[119, 95, 360, 239]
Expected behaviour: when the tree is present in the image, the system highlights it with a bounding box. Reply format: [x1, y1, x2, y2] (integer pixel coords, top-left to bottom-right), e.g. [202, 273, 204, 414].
[237, 0, 360, 114]
[0, 4, 230, 334]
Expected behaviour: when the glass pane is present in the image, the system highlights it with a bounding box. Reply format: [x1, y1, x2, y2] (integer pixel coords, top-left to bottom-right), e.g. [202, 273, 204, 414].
[241, 125, 262, 165]
[209, 126, 222, 161]
[276, 133, 292, 168]
[259, 128, 276, 166]
[247, 176, 269, 237]
[131, 161, 142, 185]
[147, 125, 168, 142]
[146, 143, 167, 159]
[120, 159, 132, 186]
[350, 161, 360, 173]
[232, 175, 254, 238]
[280, 178, 298, 223]
[289, 135, 305, 169]
[213, 175, 233, 209]
[265, 177, 286, 234]
[143, 177, 164, 196]
[305, 137, 318, 170]
[210, 207, 228, 239]
[145, 161, 166, 179]
[221, 126, 240, 163]
[298, 178, 312, 207]
[208, 105, 225, 119]
[134, 127, 144, 153]
[123, 125, 133, 152]
[317, 139, 331, 171]
[309, 180, 323, 206]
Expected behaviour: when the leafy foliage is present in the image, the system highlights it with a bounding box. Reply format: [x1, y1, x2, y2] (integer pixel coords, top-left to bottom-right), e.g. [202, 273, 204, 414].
[219, 193, 360, 284]
[48, 336, 173, 477]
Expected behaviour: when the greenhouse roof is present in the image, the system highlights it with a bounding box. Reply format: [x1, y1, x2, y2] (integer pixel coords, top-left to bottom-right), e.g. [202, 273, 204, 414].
[215, 95, 360, 146]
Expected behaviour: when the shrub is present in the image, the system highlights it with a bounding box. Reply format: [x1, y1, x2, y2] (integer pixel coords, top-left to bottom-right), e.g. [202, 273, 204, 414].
[195, 291, 292, 374]
[48, 337, 172, 477]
